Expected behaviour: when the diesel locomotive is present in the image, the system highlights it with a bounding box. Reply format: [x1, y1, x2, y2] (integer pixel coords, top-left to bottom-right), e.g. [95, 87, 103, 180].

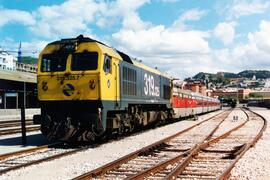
[34, 35, 220, 142]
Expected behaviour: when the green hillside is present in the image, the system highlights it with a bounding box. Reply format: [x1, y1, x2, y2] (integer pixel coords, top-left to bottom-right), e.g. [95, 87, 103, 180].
[21, 56, 38, 65]
[238, 70, 270, 79]
[193, 70, 270, 80]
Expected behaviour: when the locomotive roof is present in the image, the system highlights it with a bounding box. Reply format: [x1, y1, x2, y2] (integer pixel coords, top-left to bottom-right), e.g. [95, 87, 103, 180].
[49, 35, 109, 47]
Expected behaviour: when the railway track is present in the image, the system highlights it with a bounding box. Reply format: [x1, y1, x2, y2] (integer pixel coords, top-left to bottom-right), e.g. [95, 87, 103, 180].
[73, 108, 266, 180]
[0, 119, 40, 136]
[0, 110, 226, 177]
[0, 142, 91, 175]
[0, 119, 33, 128]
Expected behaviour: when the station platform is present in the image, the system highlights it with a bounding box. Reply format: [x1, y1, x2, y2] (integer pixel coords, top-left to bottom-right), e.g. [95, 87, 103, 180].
[0, 132, 49, 154]
[0, 108, 40, 121]
[0, 69, 36, 83]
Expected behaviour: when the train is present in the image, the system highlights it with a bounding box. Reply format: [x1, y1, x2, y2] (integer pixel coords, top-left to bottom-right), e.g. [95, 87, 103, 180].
[33, 35, 220, 142]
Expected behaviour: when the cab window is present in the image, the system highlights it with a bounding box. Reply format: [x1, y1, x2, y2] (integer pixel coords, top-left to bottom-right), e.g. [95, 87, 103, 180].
[41, 53, 68, 72]
[103, 55, 111, 73]
[71, 52, 98, 71]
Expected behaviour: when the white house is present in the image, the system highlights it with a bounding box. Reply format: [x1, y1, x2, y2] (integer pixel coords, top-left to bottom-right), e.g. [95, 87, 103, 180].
[0, 48, 16, 71]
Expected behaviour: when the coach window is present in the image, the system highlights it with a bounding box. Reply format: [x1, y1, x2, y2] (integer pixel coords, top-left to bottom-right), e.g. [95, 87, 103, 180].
[103, 54, 111, 74]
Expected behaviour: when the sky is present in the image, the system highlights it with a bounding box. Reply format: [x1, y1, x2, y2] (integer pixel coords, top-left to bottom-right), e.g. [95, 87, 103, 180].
[0, 0, 270, 79]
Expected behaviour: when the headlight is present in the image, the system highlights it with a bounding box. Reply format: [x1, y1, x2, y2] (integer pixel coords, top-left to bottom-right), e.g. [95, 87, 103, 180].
[89, 79, 96, 89]
[41, 81, 48, 91]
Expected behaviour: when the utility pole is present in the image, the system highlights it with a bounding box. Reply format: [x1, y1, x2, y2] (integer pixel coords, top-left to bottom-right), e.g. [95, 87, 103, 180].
[20, 81, 27, 145]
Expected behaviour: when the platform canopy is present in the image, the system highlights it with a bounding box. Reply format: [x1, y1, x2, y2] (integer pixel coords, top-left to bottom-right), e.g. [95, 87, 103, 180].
[0, 70, 36, 83]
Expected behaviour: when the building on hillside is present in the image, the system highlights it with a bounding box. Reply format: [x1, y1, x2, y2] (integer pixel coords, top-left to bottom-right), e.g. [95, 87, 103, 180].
[229, 78, 244, 86]
[248, 91, 270, 100]
[0, 48, 16, 71]
[217, 72, 226, 77]
[206, 89, 213, 97]
[184, 80, 207, 96]
[0, 45, 38, 73]
[211, 88, 270, 101]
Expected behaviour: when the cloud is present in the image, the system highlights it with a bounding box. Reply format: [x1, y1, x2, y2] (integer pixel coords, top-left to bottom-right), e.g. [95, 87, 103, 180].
[96, 0, 150, 30]
[219, 0, 270, 19]
[26, 0, 150, 39]
[113, 19, 270, 78]
[236, 20, 270, 68]
[211, 20, 270, 73]
[0, 7, 35, 27]
[247, 20, 270, 52]
[156, 0, 180, 3]
[113, 26, 209, 56]
[214, 22, 236, 45]
[0, 38, 48, 58]
[112, 9, 211, 78]
[179, 9, 207, 22]
[29, 0, 105, 39]
[172, 9, 207, 30]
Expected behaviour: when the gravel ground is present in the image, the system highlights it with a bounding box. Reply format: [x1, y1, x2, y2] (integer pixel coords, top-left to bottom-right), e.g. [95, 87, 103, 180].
[230, 107, 270, 180]
[212, 108, 247, 138]
[0, 110, 223, 180]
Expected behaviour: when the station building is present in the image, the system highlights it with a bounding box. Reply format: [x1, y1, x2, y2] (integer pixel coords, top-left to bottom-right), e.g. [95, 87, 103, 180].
[183, 80, 207, 96]
[0, 70, 38, 109]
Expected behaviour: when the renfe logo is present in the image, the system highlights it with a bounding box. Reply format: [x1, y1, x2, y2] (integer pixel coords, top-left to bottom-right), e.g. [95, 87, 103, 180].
[144, 73, 160, 97]
[63, 83, 75, 96]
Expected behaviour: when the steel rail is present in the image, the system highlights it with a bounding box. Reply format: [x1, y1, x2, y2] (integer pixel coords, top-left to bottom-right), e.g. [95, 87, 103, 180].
[73, 110, 229, 180]
[0, 121, 33, 128]
[0, 126, 40, 136]
[218, 108, 267, 180]
[0, 119, 32, 124]
[0, 142, 62, 161]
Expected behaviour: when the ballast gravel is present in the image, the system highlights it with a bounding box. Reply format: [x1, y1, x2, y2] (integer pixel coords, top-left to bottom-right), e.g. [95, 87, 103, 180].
[0, 110, 223, 180]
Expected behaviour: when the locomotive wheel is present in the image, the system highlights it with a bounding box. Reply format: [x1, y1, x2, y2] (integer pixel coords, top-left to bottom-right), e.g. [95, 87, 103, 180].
[118, 122, 125, 135]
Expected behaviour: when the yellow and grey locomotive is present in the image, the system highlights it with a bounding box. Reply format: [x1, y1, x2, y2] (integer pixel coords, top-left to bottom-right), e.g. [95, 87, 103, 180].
[34, 35, 173, 141]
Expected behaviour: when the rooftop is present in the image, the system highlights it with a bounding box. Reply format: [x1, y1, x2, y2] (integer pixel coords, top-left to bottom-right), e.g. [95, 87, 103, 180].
[0, 69, 36, 83]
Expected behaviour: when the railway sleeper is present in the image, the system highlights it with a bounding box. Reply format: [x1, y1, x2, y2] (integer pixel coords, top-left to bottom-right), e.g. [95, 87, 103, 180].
[181, 170, 218, 177]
